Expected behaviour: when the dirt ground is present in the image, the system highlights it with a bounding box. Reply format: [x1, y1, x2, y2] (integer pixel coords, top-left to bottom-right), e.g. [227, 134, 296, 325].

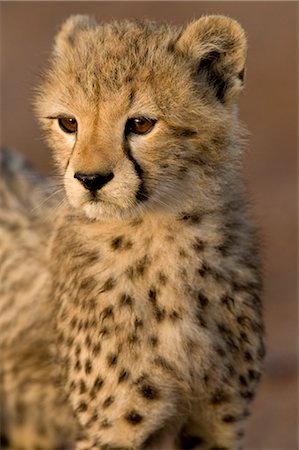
[1, 2, 298, 449]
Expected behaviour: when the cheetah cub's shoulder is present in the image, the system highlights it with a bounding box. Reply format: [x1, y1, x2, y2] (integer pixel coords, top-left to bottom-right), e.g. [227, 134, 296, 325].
[36, 14, 264, 450]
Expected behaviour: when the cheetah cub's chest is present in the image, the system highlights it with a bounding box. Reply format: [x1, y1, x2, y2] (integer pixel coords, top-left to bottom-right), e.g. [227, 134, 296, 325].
[52, 212, 214, 382]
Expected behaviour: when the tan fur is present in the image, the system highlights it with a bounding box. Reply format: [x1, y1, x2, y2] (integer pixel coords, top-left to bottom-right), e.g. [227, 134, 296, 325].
[1, 15, 264, 450]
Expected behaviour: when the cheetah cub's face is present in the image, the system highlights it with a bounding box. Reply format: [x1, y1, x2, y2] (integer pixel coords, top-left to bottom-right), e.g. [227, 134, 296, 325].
[36, 15, 246, 220]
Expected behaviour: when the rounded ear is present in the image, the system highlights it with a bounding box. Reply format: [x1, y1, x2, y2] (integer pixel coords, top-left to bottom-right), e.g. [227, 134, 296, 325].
[176, 15, 247, 102]
[54, 15, 97, 56]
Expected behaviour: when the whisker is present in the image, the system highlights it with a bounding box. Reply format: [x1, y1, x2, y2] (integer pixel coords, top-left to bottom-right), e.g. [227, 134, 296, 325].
[30, 187, 64, 214]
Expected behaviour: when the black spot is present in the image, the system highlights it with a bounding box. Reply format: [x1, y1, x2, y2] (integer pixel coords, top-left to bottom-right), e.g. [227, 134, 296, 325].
[125, 410, 143, 425]
[215, 346, 226, 357]
[169, 310, 181, 321]
[102, 396, 114, 408]
[158, 272, 168, 285]
[107, 353, 118, 367]
[83, 319, 91, 331]
[237, 315, 251, 327]
[77, 320, 83, 332]
[149, 335, 159, 347]
[91, 376, 104, 394]
[196, 313, 207, 328]
[86, 412, 99, 428]
[69, 380, 76, 391]
[222, 414, 238, 423]
[100, 419, 111, 428]
[84, 335, 92, 348]
[81, 276, 97, 290]
[57, 332, 64, 345]
[139, 384, 159, 400]
[154, 306, 166, 322]
[216, 242, 231, 256]
[221, 295, 235, 311]
[240, 332, 249, 343]
[92, 342, 101, 356]
[79, 380, 87, 394]
[130, 217, 143, 227]
[118, 368, 130, 383]
[134, 317, 143, 329]
[70, 317, 78, 328]
[198, 292, 209, 308]
[99, 327, 110, 338]
[244, 351, 253, 361]
[111, 236, 124, 250]
[99, 278, 116, 293]
[76, 402, 88, 413]
[193, 237, 205, 251]
[74, 360, 82, 371]
[127, 256, 151, 279]
[179, 248, 188, 258]
[136, 256, 150, 276]
[87, 298, 96, 311]
[67, 335, 75, 346]
[198, 263, 208, 277]
[101, 306, 114, 321]
[226, 364, 236, 377]
[148, 287, 157, 302]
[210, 389, 230, 405]
[85, 359, 92, 374]
[128, 333, 139, 344]
[119, 293, 134, 308]
[239, 375, 247, 387]
[217, 324, 239, 352]
[111, 236, 133, 251]
[248, 369, 261, 382]
[178, 211, 202, 224]
[240, 390, 255, 401]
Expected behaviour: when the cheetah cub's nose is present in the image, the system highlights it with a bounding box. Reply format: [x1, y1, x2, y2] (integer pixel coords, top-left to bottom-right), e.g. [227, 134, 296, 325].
[74, 172, 114, 192]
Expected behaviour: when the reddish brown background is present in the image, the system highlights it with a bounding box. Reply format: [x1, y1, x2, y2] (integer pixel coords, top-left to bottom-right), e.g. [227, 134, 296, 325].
[1, 2, 298, 449]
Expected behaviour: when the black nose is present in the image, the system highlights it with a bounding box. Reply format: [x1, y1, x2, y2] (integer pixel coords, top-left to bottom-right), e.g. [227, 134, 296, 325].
[74, 172, 114, 191]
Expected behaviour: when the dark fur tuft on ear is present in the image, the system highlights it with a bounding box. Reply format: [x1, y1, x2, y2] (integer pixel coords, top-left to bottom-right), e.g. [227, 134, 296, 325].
[176, 15, 247, 103]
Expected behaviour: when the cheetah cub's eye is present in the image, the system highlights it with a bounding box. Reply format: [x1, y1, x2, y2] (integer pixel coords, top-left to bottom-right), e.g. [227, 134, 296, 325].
[58, 117, 78, 134]
[125, 117, 156, 136]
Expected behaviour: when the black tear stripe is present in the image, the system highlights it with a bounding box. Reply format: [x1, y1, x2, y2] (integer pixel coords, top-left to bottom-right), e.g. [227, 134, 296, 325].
[123, 140, 149, 202]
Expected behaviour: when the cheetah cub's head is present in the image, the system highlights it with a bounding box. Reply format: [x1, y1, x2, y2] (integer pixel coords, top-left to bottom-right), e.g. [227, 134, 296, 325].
[36, 15, 246, 221]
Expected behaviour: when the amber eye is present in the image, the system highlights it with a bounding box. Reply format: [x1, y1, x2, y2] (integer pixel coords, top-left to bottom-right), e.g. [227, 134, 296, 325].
[58, 117, 78, 134]
[125, 117, 156, 136]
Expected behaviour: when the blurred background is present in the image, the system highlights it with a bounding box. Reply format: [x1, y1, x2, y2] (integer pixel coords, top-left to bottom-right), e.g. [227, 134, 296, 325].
[1, 2, 297, 449]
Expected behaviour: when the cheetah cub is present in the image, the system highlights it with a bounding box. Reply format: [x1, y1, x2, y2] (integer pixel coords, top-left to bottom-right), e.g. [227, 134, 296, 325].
[37, 14, 264, 450]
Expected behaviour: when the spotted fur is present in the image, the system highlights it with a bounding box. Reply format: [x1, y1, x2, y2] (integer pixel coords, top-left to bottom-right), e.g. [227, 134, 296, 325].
[1, 15, 264, 450]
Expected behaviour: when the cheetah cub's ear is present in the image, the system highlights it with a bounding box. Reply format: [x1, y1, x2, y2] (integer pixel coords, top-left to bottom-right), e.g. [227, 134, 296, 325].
[54, 15, 97, 56]
[176, 15, 247, 103]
